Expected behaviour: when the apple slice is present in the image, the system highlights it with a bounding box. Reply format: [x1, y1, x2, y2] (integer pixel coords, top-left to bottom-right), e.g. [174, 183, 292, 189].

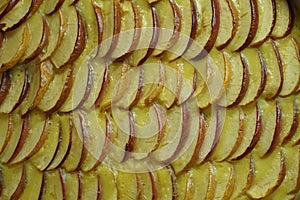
[63, 171, 81, 200]
[274, 37, 300, 97]
[41, 170, 65, 199]
[259, 40, 283, 100]
[115, 172, 138, 199]
[165, 0, 192, 61]
[0, 0, 19, 19]
[230, 103, 262, 160]
[211, 106, 244, 162]
[250, 0, 276, 46]
[50, 5, 79, 68]
[0, 113, 10, 154]
[110, 1, 141, 61]
[212, 162, 235, 200]
[0, 23, 29, 72]
[41, 0, 64, 15]
[0, 0, 10, 16]
[254, 99, 281, 158]
[0, 71, 11, 105]
[80, 172, 101, 200]
[230, 155, 255, 199]
[265, 146, 300, 199]
[271, 0, 294, 39]
[246, 148, 286, 199]
[95, 164, 118, 199]
[127, 0, 154, 67]
[176, 171, 191, 200]
[239, 48, 266, 106]
[0, 163, 25, 199]
[8, 109, 48, 165]
[37, 64, 73, 113]
[136, 172, 154, 200]
[18, 162, 43, 200]
[155, 166, 177, 199]
[20, 14, 49, 64]
[215, 0, 236, 49]
[40, 10, 65, 61]
[30, 113, 60, 171]
[217, 51, 248, 107]
[151, 0, 180, 56]
[0, 0, 32, 31]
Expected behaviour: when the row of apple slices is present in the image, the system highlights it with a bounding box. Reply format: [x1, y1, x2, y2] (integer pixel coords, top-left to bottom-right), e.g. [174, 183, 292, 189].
[1, 144, 299, 200]
[0, 0, 296, 72]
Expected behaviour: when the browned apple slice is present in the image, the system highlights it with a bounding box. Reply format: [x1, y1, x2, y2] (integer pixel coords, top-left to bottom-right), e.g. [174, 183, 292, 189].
[40, 10, 65, 61]
[50, 5, 79, 68]
[230, 155, 255, 199]
[0, 0, 18, 20]
[0, 24, 29, 72]
[265, 146, 300, 199]
[127, 0, 154, 67]
[274, 37, 300, 97]
[0, 0, 32, 31]
[63, 171, 81, 200]
[110, 1, 141, 61]
[0, 113, 11, 154]
[230, 103, 262, 160]
[95, 164, 118, 199]
[246, 148, 286, 199]
[211, 106, 244, 162]
[212, 162, 235, 200]
[37, 64, 73, 113]
[215, 0, 236, 49]
[259, 40, 283, 100]
[0, 163, 25, 199]
[41, 170, 65, 199]
[8, 110, 48, 165]
[18, 162, 43, 200]
[239, 48, 267, 106]
[151, 0, 179, 56]
[115, 171, 138, 199]
[80, 172, 101, 200]
[165, 0, 192, 61]
[271, 0, 294, 39]
[30, 113, 60, 171]
[20, 14, 49, 64]
[0, 71, 11, 105]
[41, 0, 64, 15]
[218, 51, 248, 107]
[254, 99, 281, 158]
[62, 115, 85, 172]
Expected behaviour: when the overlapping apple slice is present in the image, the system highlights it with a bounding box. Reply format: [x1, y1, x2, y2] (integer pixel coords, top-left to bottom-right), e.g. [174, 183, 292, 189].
[80, 171, 101, 200]
[115, 172, 138, 199]
[137, 172, 155, 199]
[41, 0, 64, 15]
[0, 24, 29, 72]
[0, 163, 25, 199]
[63, 171, 81, 199]
[0, 0, 10, 16]
[95, 164, 118, 199]
[41, 169, 65, 199]
[0, 71, 11, 105]
[154, 166, 177, 199]
[246, 148, 286, 199]
[0, 113, 11, 154]
[271, 0, 294, 39]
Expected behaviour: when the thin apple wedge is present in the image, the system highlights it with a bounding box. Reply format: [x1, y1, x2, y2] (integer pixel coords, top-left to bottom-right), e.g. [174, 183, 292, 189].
[41, 169, 65, 199]
[176, 171, 191, 200]
[230, 155, 255, 199]
[211, 106, 244, 162]
[271, 0, 294, 39]
[63, 171, 81, 200]
[246, 148, 286, 199]
[30, 113, 60, 171]
[41, 0, 64, 15]
[0, 163, 25, 199]
[274, 37, 300, 97]
[0, 0, 32, 31]
[95, 164, 118, 200]
[8, 109, 48, 165]
[115, 171, 138, 199]
[155, 166, 177, 199]
[0, 113, 11, 154]
[0, 0, 19, 20]
[80, 171, 101, 200]
[18, 162, 43, 200]
[37, 64, 73, 113]
[0, 71, 12, 105]
[239, 48, 266, 106]
[136, 172, 154, 200]
[0, 23, 29, 72]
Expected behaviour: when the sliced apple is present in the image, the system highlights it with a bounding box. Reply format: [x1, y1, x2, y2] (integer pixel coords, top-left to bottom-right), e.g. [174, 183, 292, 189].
[18, 162, 43, 200]
[271, 0, 294, 39]
[254, 99, 281, 158]
[215, 0, 236, 49]
[274, 37, 300, 97]
[37, 64, 73, 113]
[127, 0, 154, 67]
[230, 103, 262, 160]
[41, 0, 64, 15]
[0, 0, 32, 31]
[115, 171, 138, 199]
[80, 172, 101, 200]
[230, 155, 255, 199]
[0, 113, 11, 154]
[239, 48, 266, 106]
[211, 106, 244, 162]
[95, 164, 118, 200]
[0, 23, 29, 72]
[136, 172, 154, 200]
[176, 171, 191, 200]
[8, 110, 48, 165]
[63, 171, 81, 200]
[41, 169, 64, 199]
[30, 113, 60, 171]
[155, 166, 177, 199]
[0, 0, 11, 17]
[246, 148, 286, 199]
[0, 163, 25, 199]
[0, 71, 11, 108]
